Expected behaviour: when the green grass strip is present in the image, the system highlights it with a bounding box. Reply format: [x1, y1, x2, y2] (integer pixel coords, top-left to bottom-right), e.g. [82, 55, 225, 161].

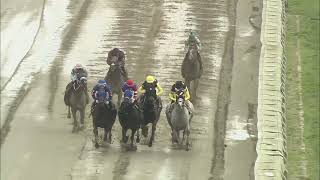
[286, 0, 320, 179]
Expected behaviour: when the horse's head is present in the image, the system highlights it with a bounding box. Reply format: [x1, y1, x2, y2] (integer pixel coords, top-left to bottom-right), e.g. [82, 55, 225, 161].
[187, 44, 198, 62]
[176, 90, 186, 107]
[109, 63, 121, 72]
[143, 93, 157, 112]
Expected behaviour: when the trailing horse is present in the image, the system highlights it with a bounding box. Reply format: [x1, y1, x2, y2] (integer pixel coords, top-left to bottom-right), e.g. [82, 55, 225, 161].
[64, 77, 88, 133]
[92, 90, 117, 148]
[139, 90, 162, 147]
[181, 44, 203, 101]
[118, 90, 143, 149]
[165, 91, 193, 151]
[105, 60, 126, 106]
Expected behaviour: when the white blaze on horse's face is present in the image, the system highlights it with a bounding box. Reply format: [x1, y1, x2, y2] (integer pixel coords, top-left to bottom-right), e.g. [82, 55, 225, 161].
[112, 56, 118, 62]
[188, 48, 196, 61]
[178, 98, 184, 106]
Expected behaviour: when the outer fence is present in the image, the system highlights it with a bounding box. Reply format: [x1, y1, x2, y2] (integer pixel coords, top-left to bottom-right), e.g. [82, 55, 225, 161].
[254, 0, 287, 179]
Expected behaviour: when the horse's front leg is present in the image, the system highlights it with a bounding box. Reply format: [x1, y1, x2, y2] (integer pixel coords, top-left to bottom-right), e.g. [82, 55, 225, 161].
[130, 129, 136, 148]
[136, 128, 140, 143]
[193, 79, 199, 100]
[117, 92, 122, 107]
[71, 108, 78, 133]
[93, 126, 99, 148]
[172, 129, 179, 144]
[67, 106, 71, 118]
[185, 123, 191, 151]
[121, 128, 128, 143]
[149, 122, 157, 147]
[104, 128, 110, 143]
[80, 109, 85, 130]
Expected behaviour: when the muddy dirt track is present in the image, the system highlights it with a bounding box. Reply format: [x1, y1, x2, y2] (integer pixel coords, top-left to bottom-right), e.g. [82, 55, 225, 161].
[1, 0, 261, 179]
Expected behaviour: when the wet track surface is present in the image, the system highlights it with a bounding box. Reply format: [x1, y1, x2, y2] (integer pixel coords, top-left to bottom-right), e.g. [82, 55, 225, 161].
[1, 0, 260, 179]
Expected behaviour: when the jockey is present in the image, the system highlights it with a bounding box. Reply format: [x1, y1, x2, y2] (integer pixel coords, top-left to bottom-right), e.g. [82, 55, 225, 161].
[106, 48, 128, 80]
[185, 31, 201, 51]
[71, 64, 88, 82]
[91, 79, 114, 112]
[168, 81, 193, 114]
[122, 79, 138, 102]
[64, 64, 89, 106]
[138, 75, 163, 106]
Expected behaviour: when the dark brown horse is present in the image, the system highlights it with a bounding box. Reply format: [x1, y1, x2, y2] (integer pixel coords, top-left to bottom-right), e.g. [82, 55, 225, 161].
[105, 60, 126, 106]
[181, 44, 203, 101]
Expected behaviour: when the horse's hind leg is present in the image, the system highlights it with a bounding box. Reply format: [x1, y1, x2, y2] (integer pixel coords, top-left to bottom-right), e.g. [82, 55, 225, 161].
[149, 122, 157, 147]
[93, 127, 99, 148]
[185, 124, 191, 151]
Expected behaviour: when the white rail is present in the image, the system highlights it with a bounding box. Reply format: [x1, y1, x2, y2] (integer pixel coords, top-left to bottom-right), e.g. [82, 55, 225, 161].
[255, 0, 287, 179]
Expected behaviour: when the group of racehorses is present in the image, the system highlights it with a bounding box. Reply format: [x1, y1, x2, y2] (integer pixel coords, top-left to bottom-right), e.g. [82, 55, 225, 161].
[65, 45, 202, 151]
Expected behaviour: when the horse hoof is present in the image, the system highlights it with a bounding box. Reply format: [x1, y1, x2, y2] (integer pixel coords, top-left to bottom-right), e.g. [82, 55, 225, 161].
[148, 142, 152, 147]
[95, 143, 99, 148]
[67, 115, 71, 119]
[80, 125, 85, 130]
[136, 138, 140, 143]
[185, 143, 191, 151]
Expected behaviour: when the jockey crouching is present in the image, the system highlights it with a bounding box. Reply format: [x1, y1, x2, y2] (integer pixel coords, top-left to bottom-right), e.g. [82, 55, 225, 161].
[122, 79, 139, 108]
[185, 31, 201, 52]
[91, 79, 115, 113]
[168, 81, 193, 115]
[64, 64, 90, 106]
[138, 75, 163, 108]
[106, 48, 128, 80]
